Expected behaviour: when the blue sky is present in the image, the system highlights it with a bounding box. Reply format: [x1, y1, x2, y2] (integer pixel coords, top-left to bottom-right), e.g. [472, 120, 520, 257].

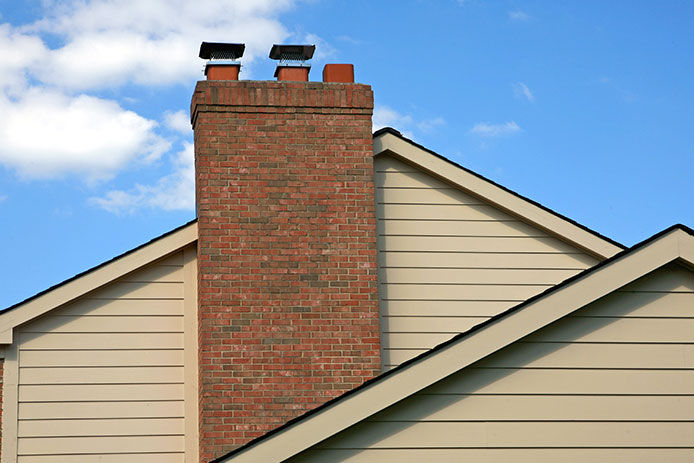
[1, 1, 692, 309]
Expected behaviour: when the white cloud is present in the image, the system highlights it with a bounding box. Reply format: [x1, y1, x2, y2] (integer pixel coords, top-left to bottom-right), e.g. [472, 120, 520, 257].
[0, 0, 298, 198]
[469, 121, 521, 137]
[509, 10, 530, 21]
[417, 117, 446, 133]
[336, 35, 363, 45]
[22, 0, 293, 90]
[0, 25, 48, 95]
[304, 33, 336, 61]
[164, 110, 191, 135]
[373, 105, 445, 139]
[91, 142, 195, 214]
[372, 105, 415, 139]
[373, 105, 413, 131]
[512, 82, 535, 102]
[0, 89, 169, 180]
[0, 0, 351, 215]
[0, 194, 7, 203]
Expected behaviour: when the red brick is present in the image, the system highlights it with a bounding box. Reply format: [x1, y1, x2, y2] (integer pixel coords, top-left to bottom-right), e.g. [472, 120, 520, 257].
[192, 80, 379, 461]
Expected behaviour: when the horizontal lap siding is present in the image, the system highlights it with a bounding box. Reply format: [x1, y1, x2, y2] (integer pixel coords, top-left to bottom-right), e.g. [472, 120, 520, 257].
[292, 449, 694, 463]
[15, 251, 186, 461]
[374, 155, 599, 369]
[17, 455, 183, 463]
[288, 264, 694, 462]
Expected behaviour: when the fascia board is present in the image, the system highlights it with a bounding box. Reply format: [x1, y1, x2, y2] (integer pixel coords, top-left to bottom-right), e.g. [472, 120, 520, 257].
[222, 227, 683, 463]
[677, 228, 694, 263]
[0, 222, 198, 342]
[373, 132, 623, 259]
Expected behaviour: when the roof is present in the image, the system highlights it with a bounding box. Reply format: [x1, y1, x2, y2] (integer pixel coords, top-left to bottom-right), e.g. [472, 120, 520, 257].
[215, 224, 694, 462]
[0, 219, 198, 344]
[372, 127, 625, 259]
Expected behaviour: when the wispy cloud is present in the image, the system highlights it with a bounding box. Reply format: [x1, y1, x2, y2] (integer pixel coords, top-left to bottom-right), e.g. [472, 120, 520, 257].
[164, 110, 191, 135]
[373, 105, 446, 139]
[373, 106, 413, 134]
[336, 35, 363, 45]
[304, 33, 336, 61]
[91, 142, 195, 214]
[512, 82, 535, 102]
[469, 121, 521, 137]
[0, 194, 7, 203]
[417, 117, 446, 133]
[509, 10, 530, 21]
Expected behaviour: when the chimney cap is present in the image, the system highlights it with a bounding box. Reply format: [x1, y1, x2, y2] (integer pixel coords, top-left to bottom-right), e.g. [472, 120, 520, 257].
[269, 44, 315, 61]
[199, 42, 245, 60]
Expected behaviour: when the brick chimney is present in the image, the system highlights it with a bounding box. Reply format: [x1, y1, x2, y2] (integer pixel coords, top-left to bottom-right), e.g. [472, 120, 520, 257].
[191, 44, 380, 460]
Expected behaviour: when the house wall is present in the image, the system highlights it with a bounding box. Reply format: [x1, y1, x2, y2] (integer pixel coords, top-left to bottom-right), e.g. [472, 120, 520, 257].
[1, 246, 198, 462]
[289, 263, 694, 462]
[0, 359, 3, 460]
[375, 154, 600, 369]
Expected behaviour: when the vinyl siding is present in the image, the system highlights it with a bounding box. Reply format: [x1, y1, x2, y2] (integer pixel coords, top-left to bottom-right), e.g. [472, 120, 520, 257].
[289, 263, 694, 462]
[13, 250, 192, 462]
[375, 155, 600, 368]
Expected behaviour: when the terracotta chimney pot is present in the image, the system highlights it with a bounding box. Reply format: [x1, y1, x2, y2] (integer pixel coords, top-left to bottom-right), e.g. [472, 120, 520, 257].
[323, 64, 354, 83]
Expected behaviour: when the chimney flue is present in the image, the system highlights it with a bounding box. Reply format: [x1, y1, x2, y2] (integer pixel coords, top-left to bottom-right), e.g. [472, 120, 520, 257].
[199, 42, 245, 80]
[323, 63, 355, 83]
[270, 44, 315, 81]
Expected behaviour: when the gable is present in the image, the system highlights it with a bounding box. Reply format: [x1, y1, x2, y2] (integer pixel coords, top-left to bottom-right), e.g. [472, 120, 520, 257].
[373, 129, 624, 260]
[0, 220, 197, 345]
[376, 154, 601, 368]
[1, 244, 199, 461]
[287, 263, 694, 462]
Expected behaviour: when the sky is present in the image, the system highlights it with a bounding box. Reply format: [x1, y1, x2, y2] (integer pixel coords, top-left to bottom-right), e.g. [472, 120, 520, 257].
[1, 0, 693, 309]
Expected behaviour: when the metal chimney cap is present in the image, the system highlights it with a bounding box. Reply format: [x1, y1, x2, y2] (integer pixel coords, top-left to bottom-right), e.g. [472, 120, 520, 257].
[269, 44, 315, 61]
[199, 42, 245, 60]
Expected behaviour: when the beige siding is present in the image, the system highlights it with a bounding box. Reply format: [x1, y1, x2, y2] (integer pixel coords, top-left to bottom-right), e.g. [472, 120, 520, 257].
[13, 250, 192, 462]
[375, 155, 600, 368]
[289, 263, 694, 462]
